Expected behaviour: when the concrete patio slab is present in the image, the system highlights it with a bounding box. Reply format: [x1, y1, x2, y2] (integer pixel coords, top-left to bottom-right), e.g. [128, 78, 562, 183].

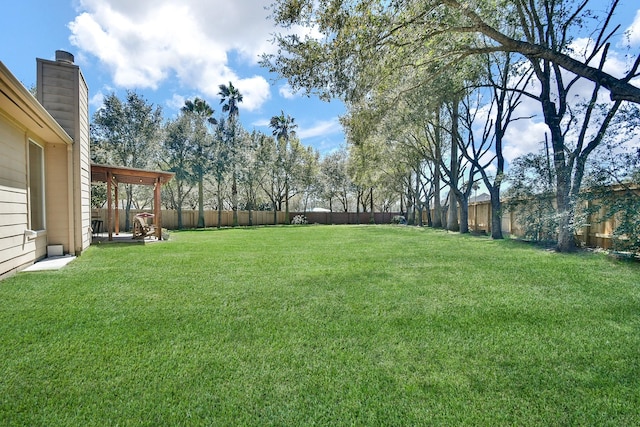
[22, 255, 76, 272]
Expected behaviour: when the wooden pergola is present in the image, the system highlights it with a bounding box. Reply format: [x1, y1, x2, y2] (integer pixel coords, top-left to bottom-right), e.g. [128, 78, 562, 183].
[91, 164, 174, 241]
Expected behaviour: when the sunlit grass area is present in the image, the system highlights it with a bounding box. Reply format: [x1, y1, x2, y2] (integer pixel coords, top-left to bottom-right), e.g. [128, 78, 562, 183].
[1, 226, 638, 425]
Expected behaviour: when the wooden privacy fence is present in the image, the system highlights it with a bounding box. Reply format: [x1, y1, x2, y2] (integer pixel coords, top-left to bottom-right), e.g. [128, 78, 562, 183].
[454, 197, 629, 250]
[291, 211, 402, 225]
[94, 187, 633, 249]
[93, 209, 404, 230]
[94, 209, 286, 230]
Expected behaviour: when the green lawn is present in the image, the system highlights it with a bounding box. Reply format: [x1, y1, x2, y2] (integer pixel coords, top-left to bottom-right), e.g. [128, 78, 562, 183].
[1, 226, 638, 426]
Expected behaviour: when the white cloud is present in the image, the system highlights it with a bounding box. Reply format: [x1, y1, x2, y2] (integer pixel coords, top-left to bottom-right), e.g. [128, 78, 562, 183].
[68, 0, 275, 111]
[166, 94, 186, 111]
[279, 84, 301, 99]
[626, 10, 640, 47]
[298, 118, 343, 139]
[89, 91, 104, 109]
[503, 121, 549, 163]
[252, 119, 271, 128]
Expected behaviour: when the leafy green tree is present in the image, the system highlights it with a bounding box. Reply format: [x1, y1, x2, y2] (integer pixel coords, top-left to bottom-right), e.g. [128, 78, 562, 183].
[264, 0, 640, 104]
[91, 91, 162, 231]
[211, 116, 231, 228]
[160, 113, 199, 229]
[293, 142, 320, 213]
[218, 82, 244, 226]
[458, 51, 534, 239]
[505, 147, 558, 243]
[320, 148, 352, 213]
[258, 133, 287, 224]
[264, 0, 639, 251]
[181, 97, 217, 228]
[240, 130, 271, 226]
[269, 111, 298, 223]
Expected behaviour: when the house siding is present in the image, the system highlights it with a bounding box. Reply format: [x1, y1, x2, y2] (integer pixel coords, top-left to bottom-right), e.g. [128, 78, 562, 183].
[78, 71, 91, 252]
[0, 117, 34, 278]
[45, 143, 72, 252]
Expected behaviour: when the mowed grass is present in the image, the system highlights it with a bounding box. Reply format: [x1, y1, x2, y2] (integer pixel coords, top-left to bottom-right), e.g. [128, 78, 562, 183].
[0, 226, 639, 426]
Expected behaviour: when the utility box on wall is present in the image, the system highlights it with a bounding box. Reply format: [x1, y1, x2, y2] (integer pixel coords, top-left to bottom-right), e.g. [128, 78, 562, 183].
[47, 245, 64, 257]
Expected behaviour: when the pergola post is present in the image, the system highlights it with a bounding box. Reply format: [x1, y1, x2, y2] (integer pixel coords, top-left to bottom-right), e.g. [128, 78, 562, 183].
[154, 177, 162, 239]
[107, 170, 113, 241]
[115, 183, 120, 235]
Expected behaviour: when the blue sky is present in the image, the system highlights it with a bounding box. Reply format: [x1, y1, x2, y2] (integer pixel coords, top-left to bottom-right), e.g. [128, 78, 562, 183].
[1, 1, 639, 161]
[0, 0, 346, 155]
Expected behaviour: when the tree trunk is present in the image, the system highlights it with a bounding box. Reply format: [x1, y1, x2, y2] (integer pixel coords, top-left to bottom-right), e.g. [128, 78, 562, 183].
[489, 187, 503, 239]
[369, 187, 374, 223]
[458, 196, 469, 234]
[447, 190, 458, 231]
[232, 173, 239, 227]
[432, 110, 443, 229]
[447, 100, 460, 232]
[441, 204, 448, 228]
[555, 170, 576, 252]
[285, 178, 290, 225]
[217, 179, 223, 229]
[198, 174, 205, 228]
[273, 207, 277, 225]
[177, 207, 183, 230]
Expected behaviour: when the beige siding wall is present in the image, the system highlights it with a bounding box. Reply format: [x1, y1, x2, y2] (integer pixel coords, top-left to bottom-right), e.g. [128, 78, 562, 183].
[77, 72, 91, 253]
[45, 143, 72, 253]
[0, 117, 35, 278]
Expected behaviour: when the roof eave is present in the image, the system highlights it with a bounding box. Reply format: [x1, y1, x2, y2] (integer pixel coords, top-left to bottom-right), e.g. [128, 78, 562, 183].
[0, 61, 73, 145]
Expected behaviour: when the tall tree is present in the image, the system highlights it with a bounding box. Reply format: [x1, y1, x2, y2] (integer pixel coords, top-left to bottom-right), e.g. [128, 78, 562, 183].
[92, 91, 162, 231]
[181, 97, 217, 228]
[458, 51, 534, 239]
[218, 82, 244, 226]
[218, 82, 243, 118]
[211, 116, 231, 228]
[264, 0, 640, 251]
[258, 134, 287, 224]
[160, 113, 199, 229]
[264, 0, 640, 104]
[320, 148, 352, 214]
[516, 3, 628, 251]
[241, 130, 271, 226]
[269, 111, 298, 224]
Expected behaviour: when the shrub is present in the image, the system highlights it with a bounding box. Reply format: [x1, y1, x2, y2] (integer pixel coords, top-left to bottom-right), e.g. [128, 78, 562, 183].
[291, 215, 308, 225]
[391, 215, 406, 225]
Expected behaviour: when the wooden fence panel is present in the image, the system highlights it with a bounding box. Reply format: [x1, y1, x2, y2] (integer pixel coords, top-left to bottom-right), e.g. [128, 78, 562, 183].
[94, 209, 286, 230]
[94, 185, 634, 250]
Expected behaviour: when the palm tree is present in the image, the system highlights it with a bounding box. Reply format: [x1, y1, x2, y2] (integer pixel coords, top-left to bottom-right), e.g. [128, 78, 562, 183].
[218, 82, 243, 119]
[269, 111, 298, 224]
[218, 82, 243, 226]
[182, 97, 216, 228]
[269, 110, 297, 142]
[182, 97, 217, 124]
